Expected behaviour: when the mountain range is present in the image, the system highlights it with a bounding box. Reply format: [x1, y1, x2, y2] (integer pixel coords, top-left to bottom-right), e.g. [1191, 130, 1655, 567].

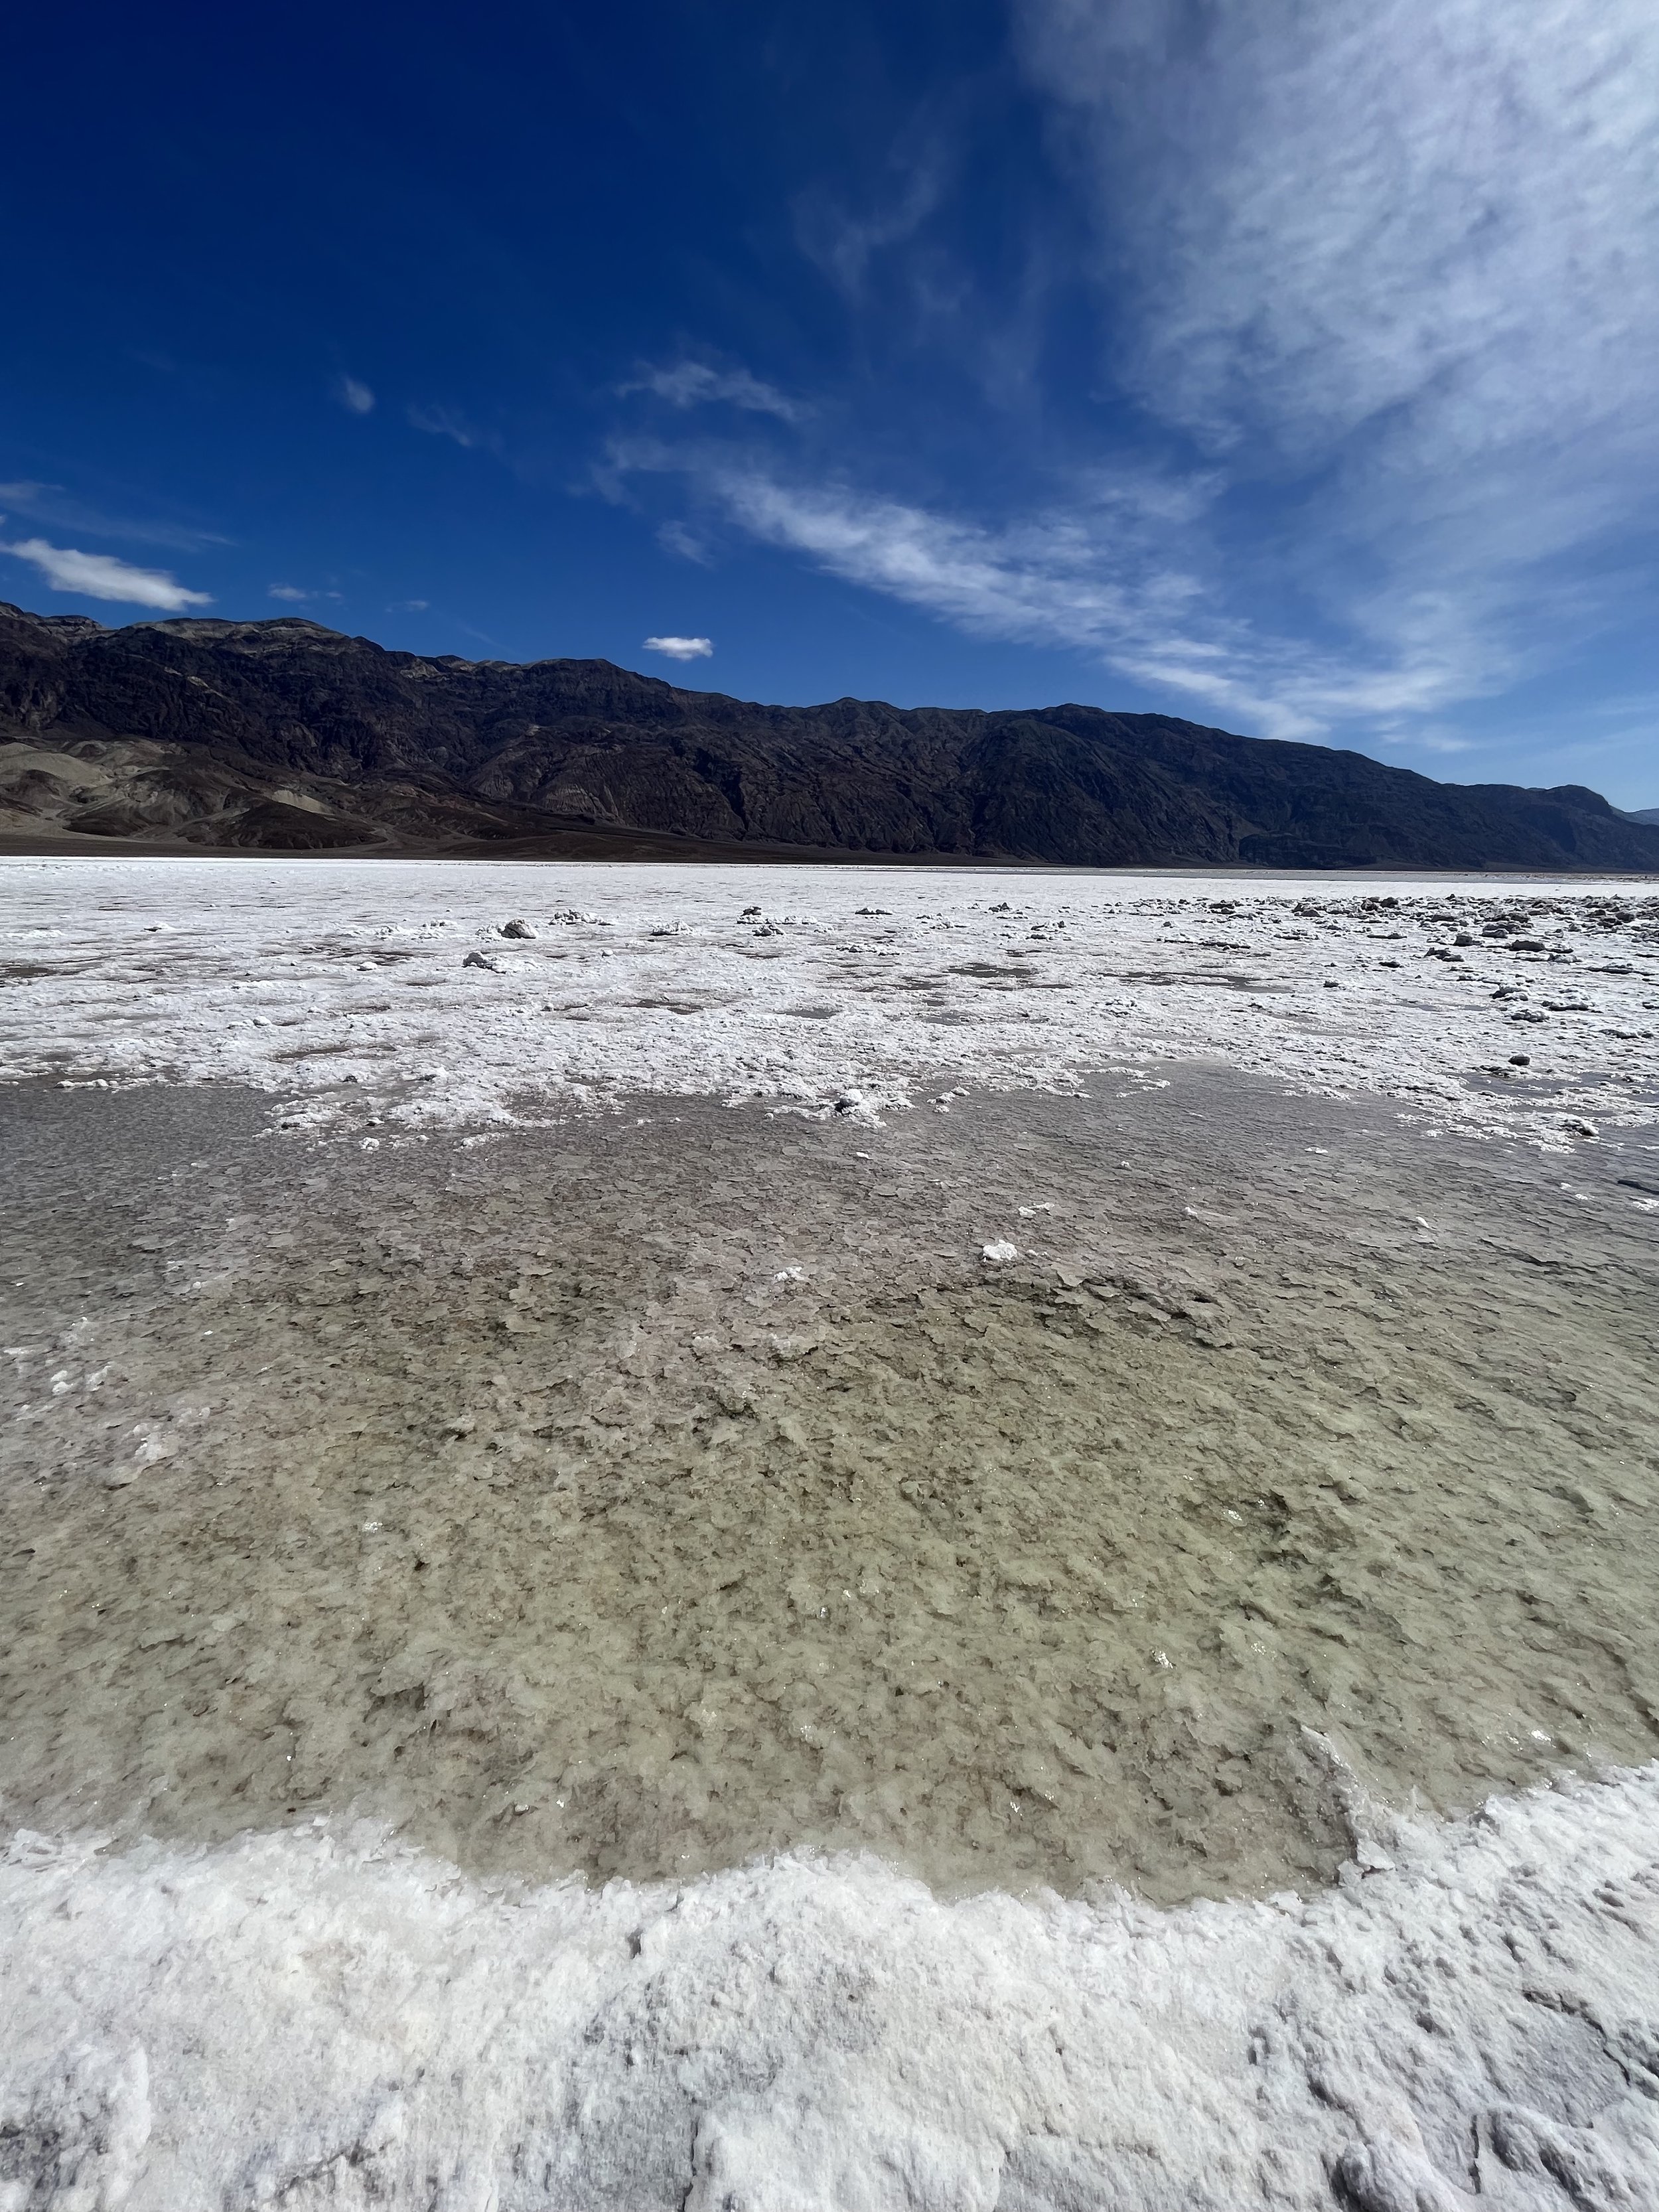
[2, 602, 1656, 872]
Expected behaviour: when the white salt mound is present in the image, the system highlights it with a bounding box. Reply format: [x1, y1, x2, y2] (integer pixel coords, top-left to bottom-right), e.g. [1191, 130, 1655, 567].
[3, 1765, 1656, 2210]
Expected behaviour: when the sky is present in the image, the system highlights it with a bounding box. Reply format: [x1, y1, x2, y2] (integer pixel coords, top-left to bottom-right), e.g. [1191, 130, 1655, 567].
[2, 0, 1656, 804]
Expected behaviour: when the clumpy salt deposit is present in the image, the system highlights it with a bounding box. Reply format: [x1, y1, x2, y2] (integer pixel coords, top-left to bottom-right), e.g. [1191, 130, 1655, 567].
[5, 857, 1659, 1147]
[4, 1766, 1658, 2211]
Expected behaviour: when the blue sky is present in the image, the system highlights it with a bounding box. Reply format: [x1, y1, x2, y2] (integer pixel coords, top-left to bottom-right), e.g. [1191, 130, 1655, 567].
[3, 1, 1656, 803]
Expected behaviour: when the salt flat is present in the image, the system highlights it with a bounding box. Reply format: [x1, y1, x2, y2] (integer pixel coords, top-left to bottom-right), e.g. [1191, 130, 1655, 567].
[3, 856, 1658, 2211]
[4, 857, 1658, 1145]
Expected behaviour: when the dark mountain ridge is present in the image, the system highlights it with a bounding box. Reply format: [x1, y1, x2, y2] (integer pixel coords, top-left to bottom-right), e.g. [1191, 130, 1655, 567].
[2, 601, 1656, 871]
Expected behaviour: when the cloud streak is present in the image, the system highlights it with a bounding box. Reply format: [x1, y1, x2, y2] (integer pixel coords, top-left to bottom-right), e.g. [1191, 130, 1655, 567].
[643, 634, 714, 661]
[0, 537, 212, 611]
[0, 480, 228, 552]
[623, 362, 807, 423]
[335, 376, 376, 415]
[739, 485, 1463, 733]
[610, 439, 1502, 738]
[407, 403, 495, 451]
[794, 140, 949, 297]
[656, 519, 715, 566]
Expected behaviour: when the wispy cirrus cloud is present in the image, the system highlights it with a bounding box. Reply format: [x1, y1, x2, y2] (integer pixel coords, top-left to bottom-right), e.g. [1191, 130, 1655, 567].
[407, 402, 496, 451]
[622, 361, 808, 424]
[0, 480, 228, 552]
[656, 518, 715, 566]
[0, 536, 212, 611]
[793, 139, 949, 297]
[1019, 0, 1659, 470]
[607, 437, 1501, 739]
[335, 376, 376, 415]
[607, 2, 1657, 758]
[1012, 0, 1659, 688]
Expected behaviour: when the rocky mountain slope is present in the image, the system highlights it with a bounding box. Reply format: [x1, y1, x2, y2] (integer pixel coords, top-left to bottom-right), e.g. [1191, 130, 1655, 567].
[3, 602, 1656, 870]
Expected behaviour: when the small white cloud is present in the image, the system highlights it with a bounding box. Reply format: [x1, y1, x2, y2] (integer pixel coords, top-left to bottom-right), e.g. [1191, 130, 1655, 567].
[268, 583, 313, 602]
[624, 362, 806, 423]
[336, 376, 376, 415]
[0, 536, 212, 611]
[644, 634, 714, 661]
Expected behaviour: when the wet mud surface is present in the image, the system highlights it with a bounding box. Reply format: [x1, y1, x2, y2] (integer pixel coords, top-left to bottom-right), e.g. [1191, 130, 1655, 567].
[4, 1076, 1658, 1903]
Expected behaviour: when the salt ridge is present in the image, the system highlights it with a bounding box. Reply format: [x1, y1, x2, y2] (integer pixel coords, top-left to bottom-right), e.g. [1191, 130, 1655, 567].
[3, 1765, 1657, 2209]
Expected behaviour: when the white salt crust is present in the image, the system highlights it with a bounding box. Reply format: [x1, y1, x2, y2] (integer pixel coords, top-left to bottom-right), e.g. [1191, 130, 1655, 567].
[2, 1766, 1657, 2211]
[3, 857, 1658, 1149]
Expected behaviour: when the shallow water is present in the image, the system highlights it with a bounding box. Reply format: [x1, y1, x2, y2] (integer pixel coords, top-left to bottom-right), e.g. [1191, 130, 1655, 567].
[5, 1077, 1658, 1903]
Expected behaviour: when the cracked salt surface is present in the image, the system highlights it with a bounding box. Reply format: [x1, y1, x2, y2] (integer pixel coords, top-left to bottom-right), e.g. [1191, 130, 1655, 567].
[5, 856, 1659, 1148]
